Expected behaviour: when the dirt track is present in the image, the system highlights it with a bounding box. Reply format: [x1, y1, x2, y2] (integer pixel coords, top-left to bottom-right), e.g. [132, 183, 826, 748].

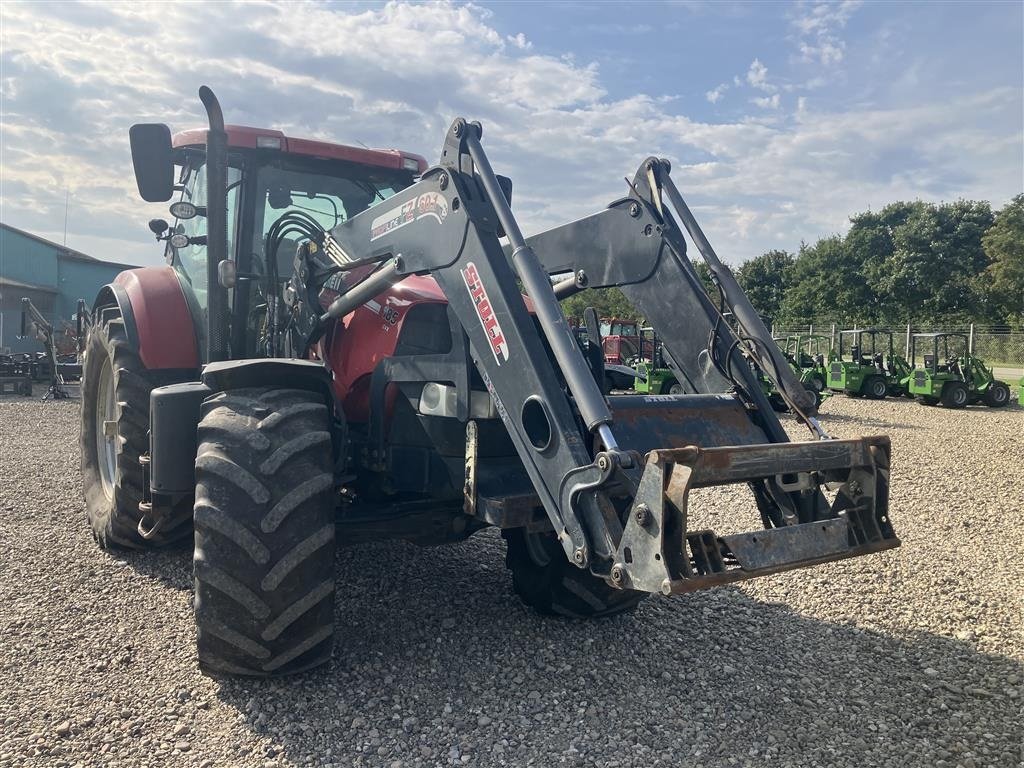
[1, 394, 1021, 767]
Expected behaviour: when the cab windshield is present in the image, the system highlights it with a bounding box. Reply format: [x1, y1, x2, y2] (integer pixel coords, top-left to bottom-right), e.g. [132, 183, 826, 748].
[250, 161, 408, 285]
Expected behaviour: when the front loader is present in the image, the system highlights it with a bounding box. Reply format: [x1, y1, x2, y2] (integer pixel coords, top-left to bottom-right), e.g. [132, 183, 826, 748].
[80, 88, 898, 677]
[827, 328, 911, 399]
[906, 332, 1010, 408]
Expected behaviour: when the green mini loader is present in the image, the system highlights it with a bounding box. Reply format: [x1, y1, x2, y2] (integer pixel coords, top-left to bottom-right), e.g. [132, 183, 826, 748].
[906, 332, 1010, 408]
[827, 328, 911, 399]
[632, 327, 683, 395]
[779, 334, 831, 392]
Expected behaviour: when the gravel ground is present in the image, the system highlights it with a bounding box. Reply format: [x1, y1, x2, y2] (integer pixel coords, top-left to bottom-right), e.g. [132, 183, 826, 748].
[1, 394, 1021, 768]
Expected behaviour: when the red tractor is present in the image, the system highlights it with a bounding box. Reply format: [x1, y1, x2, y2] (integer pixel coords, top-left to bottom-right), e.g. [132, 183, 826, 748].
[81, 88, 898, 677]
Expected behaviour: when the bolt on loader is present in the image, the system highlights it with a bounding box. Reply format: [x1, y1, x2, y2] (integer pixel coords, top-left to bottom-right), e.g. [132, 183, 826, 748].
[906, 332, 1010, 408]
[79, 87, 899, 677]
[827, 328, 911, 399]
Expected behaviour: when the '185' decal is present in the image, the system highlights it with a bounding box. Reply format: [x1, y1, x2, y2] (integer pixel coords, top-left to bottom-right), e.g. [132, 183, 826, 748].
[462, 262, 509, 364]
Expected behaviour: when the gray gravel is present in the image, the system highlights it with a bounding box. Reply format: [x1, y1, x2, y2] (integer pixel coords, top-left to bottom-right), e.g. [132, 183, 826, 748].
[1, 394, 1022, 768]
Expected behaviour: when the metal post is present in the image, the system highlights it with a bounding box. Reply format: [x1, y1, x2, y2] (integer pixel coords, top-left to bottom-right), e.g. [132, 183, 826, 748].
[463, 130, 613, 433]
[969, 323, 974, 354]
[905, 323, 911, 358]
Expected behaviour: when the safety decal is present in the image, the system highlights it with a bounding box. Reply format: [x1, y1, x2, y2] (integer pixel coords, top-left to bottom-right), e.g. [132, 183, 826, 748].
[461, 262, 509, 365]
[369, 192, 449, 241]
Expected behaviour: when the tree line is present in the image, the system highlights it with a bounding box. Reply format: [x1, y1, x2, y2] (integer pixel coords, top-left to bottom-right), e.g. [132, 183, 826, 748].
[562, 195, 1023, 328]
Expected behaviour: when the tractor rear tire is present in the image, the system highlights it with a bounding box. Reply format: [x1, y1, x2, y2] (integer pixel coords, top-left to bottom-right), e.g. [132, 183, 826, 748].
[503, 528, 646, 618]
[193, 387, 337, 677]
[941, 381, 969, 409]
[80, 306, 192, 549]
[863, 376, 888, 400]
[984, 381, 1010, 408]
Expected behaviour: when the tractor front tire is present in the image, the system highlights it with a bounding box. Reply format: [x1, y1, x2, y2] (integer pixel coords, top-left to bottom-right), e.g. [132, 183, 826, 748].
[193, 387, 337, 677]
[81, 306, 192, 549]
[984, 381, 1010, 408]
[863, 376, 888, 400]
[941, 381, 969, 409]
[503, 528, 645, 618]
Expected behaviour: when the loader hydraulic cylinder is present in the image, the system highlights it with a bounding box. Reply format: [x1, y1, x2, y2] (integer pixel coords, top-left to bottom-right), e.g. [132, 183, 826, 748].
[464, 130, 615, 436]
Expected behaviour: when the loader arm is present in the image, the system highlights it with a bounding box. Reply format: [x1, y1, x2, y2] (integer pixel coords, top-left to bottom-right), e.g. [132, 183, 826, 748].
[20, 297, 68, 399]
[317, 123, 898, 590]
[522, 158, 819, 426]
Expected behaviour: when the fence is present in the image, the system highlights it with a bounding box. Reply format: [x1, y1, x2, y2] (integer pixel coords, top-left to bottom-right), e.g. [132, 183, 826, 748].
[771, 322, 1024, 371]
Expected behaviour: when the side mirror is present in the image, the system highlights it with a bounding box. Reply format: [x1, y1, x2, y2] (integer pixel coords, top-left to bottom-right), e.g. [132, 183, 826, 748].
[129, 123, 174, 202]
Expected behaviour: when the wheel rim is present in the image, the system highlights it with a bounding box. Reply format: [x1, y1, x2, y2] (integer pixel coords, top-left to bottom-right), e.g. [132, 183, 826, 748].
[993, 387, 1007, 404]
[669, 383, 683, 395]
[872, 380, 886, 397]
[953, 388, 967, 406]
[95, 359, 117, 500]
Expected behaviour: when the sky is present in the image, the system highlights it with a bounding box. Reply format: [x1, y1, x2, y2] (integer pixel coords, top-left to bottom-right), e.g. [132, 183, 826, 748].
[1, 0, 1021, 268]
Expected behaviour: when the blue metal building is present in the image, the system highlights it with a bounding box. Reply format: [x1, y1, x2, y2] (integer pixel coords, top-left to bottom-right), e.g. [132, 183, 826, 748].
[0, 223, 135, 353]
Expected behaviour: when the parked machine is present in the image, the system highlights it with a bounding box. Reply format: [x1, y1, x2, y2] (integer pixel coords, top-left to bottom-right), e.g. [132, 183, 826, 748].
[19, 297, 73, 400]
[599, 317, 653, 365]
[779, 334, 831, 393]
[631, 327, 682, 395]
[827, 328, 911, 399]
[906, 332, 1010, 408]
[79, 87, 898, 677]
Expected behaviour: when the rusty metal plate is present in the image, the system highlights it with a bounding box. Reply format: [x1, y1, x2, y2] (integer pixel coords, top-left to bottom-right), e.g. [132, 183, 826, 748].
[691, 439, 873, 485]
[610, 394, 769, 455]
[721, 518, 849, 571]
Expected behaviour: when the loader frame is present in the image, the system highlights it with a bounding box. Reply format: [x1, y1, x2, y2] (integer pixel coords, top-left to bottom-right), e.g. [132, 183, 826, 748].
[302, 129, 898, 587]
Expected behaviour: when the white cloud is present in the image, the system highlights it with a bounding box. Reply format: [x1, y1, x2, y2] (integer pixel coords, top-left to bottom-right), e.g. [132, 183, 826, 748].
[0, 0, 1019, 271]
[746, 58, 773, 91]
[507, 32, 532, 50]
[705, 83, 728, 104]
[792, 0, 860, 66]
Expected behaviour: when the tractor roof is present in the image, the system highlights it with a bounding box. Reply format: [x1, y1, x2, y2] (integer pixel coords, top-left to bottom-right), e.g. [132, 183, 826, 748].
[171, 125, 428, 174]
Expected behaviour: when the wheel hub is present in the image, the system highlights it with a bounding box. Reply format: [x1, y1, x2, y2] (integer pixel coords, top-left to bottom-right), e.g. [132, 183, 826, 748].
[95, 360, 118, 500]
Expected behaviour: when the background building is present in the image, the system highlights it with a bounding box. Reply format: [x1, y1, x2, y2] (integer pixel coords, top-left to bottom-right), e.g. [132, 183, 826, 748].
[0, 223, 137, 353]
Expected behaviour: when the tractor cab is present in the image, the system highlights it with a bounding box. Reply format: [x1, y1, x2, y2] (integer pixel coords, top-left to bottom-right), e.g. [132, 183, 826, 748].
[827, 328, 909, 399]
[130, 120, 427, 361]
[906, 332, 1010, 408]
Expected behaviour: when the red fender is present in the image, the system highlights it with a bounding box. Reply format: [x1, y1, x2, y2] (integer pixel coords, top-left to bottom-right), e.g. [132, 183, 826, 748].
[100, 267, 200, 370]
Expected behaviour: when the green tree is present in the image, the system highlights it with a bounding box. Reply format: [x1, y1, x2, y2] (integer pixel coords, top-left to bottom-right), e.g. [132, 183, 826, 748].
[875, 200, 993, 322]
[736, 249, 793, 324]
[844, 201, 925, 321]
[981, 194, 1024, 323]
[691, 259, 715, 296]
[780, 236, 876, 323]
[560, 286, 637, 324]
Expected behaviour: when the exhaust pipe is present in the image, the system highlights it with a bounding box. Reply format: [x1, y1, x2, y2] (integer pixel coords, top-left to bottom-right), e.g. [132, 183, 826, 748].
[199, 86, 229, 363]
